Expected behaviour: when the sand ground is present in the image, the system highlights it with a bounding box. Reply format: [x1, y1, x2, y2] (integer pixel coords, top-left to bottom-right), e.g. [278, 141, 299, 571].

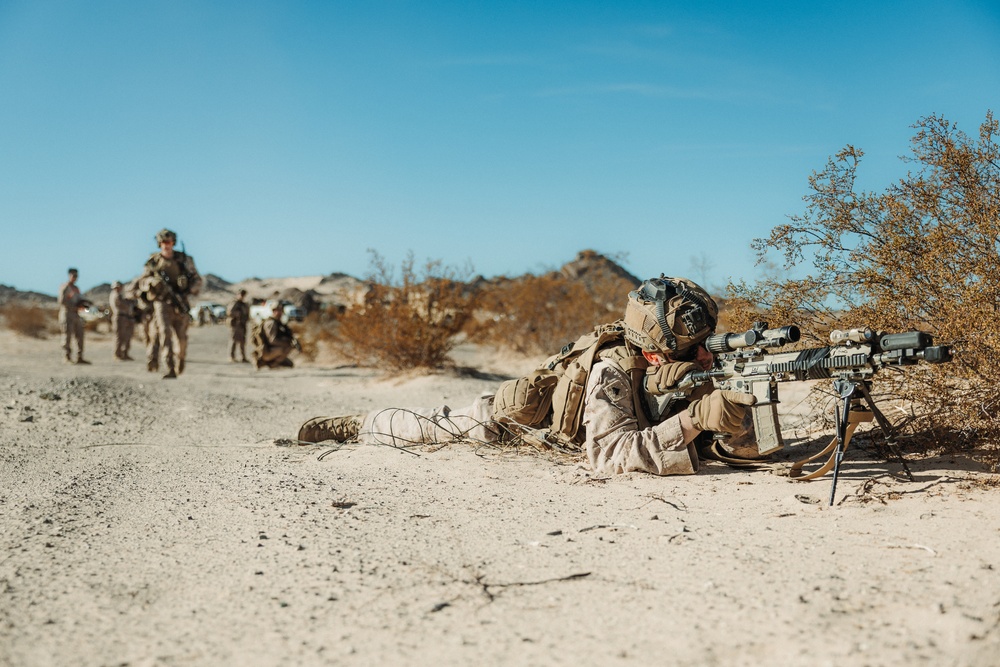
[2, 324, 999, 667]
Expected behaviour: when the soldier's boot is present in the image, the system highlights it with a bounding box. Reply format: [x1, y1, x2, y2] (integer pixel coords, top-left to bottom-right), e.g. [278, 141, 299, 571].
[76, 356, 91, 365]
[162, 368, 177, 379]
[147, 360, 159, 372]
[178, 358, 185, 375]
[297, 415, 364, 444]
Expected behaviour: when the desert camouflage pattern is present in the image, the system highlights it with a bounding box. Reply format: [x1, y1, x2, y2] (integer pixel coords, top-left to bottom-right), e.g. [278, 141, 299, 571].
[109, 289, 135, 360]
[623, 276, 718, 356]
[252, 316, 297, 368]
[137, 250, 201, 377]
[348, 357, 702, 477]
[582, 358, 698, 475]
[140, 308, 161, 371]
[357, 393, 499, 447]
[57, 279, 84, 361]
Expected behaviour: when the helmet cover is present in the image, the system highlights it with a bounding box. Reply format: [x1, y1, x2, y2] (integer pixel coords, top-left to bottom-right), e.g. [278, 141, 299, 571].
[623, 276, 718, 356]
[155, 228, 177, 244]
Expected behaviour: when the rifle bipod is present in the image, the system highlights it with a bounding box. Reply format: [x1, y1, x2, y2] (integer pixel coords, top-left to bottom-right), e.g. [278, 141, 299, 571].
[788, 378, 914, 505]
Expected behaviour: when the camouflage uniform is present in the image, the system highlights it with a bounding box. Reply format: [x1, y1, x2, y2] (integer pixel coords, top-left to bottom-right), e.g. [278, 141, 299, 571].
[299, 276, 755, 477]
[109, 283, 135, 360]
[57, 270, 86, 363]
[581, 359, 698, 475]
[252, 311, 297, 369]
[346, 358, 698, 476]
[136, 230, 202, 378]
[141, 307, 160, 371]
[227, 294, 250, 362]
[298, 362, 697, 477]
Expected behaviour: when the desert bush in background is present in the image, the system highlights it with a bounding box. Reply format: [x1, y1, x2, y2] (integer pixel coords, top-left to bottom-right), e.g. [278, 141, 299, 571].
[1, 303, 56, 338]
[325, 251, 476, 370]
[471, 269, 636, 357]
[294, 306, 343, 362]
[727, 112, 1000, 465]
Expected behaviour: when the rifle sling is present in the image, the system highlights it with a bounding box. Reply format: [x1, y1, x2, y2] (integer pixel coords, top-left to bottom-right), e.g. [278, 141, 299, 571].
[787, 407, 872, 481]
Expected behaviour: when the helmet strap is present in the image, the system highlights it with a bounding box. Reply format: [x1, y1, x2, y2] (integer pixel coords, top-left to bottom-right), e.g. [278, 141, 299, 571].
[654, 294, 678, 352]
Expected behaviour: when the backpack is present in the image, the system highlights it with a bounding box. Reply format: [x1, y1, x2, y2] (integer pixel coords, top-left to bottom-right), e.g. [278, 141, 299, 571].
[492, 321, 647, 449]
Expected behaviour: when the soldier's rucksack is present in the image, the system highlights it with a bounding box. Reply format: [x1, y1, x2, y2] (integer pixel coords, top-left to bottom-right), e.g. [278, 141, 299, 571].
[492, 321, 647, 449]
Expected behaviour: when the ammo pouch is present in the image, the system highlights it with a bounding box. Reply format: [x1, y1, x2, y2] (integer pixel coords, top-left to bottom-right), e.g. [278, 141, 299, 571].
[492, 321, 641, 449]
[493, 370, 560, 428]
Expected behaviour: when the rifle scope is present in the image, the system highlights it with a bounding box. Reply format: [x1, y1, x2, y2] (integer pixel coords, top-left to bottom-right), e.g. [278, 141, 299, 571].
[705, 323, 800, 353]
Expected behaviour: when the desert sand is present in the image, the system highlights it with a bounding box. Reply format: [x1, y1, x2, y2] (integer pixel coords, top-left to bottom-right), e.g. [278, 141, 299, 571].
[2, 323, 998, 667]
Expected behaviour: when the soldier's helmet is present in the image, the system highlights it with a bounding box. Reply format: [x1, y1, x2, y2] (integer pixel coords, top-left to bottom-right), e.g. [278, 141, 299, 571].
[155, 228, 177, 244]
[112, 280, 122, 289]
[623, 276, 718, 358]
[266, 300, 282, 312]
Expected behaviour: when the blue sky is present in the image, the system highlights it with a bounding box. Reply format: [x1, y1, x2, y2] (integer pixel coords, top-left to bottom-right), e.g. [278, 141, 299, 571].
[2, 1, 998, 296]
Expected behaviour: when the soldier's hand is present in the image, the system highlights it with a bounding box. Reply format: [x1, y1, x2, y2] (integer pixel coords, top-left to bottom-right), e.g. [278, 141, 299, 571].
[644, 361, 699, 395]
[687, 390, 757, 434]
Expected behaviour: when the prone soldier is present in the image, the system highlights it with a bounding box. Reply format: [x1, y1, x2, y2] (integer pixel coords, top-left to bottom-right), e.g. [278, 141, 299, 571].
[297, 276, 756, 476]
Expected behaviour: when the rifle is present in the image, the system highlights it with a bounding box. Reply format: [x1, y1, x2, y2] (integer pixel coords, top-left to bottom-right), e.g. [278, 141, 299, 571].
[155, 269, 191, 314]
[657, 322, 954, 504]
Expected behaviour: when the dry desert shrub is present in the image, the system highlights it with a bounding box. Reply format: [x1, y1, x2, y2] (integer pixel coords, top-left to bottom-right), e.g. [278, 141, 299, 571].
[326, 251, 476, 370]
[727, 112, 1000, 467]
[471, 271, 635, 356]
[293, 307, 342, 362]
[1, 303, 56, 338]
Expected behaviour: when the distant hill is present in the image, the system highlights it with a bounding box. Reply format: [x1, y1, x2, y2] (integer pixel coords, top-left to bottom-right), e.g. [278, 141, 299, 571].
[0, 284, 54, 306]
[0, 252, 643, 310]
[558, 249, 640, 289]
[203, 273, 233, 292]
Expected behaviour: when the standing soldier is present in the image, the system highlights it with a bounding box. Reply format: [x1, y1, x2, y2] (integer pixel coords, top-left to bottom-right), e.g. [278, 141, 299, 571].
[58, 267, 89, 364]
[227, 289, 251, 363]
[136, 229, 202, 379]
[109, 281, 135, 361]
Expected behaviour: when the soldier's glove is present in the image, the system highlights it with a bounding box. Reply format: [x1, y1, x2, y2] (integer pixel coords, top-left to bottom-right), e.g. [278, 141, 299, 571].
[643, 361, 699, 395]
[687, 390, 757, 435]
